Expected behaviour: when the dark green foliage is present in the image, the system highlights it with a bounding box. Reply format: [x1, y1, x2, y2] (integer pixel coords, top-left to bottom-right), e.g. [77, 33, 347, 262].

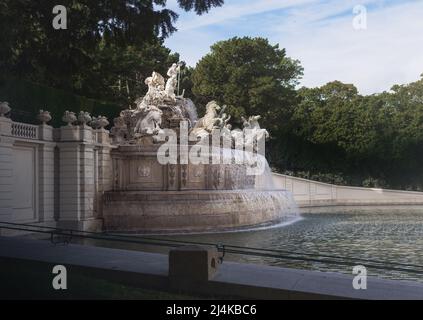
[0, 77, 121, 127]
[189, 37, 423, 190]
[177, 0, 224, 14]
[286, 78, 423, 190]
[191, 37, 303, 131]
[1, 0, 422, 192]
[0, 0, 223, 104]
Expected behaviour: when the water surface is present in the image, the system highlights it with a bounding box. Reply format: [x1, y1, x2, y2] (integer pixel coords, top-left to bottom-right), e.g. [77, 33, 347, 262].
[83, 206, 423, 282]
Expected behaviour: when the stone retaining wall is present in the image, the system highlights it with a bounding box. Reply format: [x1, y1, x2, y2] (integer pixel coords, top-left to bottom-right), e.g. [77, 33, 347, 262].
[272, 173, 423, 208]
[0, 113, 115, 232]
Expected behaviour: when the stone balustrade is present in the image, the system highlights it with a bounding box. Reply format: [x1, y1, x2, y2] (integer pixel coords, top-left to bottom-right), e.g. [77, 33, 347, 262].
[0, 104, 114, 233]
[11, 122, 39, 139]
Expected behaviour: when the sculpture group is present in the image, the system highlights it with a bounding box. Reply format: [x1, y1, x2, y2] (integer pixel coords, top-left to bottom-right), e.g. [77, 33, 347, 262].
[110, 63, 269, 149]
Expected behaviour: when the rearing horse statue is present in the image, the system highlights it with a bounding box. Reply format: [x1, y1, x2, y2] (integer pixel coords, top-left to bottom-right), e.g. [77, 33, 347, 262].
[134, 107, 164, 136]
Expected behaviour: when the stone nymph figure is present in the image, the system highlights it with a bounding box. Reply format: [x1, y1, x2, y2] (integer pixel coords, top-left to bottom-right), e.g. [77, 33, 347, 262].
[110, 61, 270, 148]
[137, 71, 166, 110]
[130, 63, 184, 139]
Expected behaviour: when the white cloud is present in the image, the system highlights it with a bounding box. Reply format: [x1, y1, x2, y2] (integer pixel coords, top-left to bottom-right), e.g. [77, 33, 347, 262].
[165, 0, 423, 94]
[274, 1, 423, 94]
[174, 0, 315, 31]
[166, 29, 218, 67]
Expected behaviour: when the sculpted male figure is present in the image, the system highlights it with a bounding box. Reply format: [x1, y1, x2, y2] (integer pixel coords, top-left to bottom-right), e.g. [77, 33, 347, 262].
[165, 63, 181, 101]
[138, 71, 166, 109]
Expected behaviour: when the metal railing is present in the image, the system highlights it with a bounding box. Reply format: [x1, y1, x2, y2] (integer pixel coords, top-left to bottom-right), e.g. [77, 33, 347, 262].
[1, 221, 423, 278]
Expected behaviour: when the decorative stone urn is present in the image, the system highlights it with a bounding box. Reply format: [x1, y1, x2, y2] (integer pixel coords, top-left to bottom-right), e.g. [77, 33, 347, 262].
[78, 111, 92, 125]
[62, 111, 77, 126]
[90, 116, 99, 129]
[0, 102, 11, 117]
[38, 110, 52, 124]
[97, 116, 109, 129]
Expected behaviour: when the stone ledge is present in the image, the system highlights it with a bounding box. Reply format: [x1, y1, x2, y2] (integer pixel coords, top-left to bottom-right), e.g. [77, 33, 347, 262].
[1, 237, 423, 300]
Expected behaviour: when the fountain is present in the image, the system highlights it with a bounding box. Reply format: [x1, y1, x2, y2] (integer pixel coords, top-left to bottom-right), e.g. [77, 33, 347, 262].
[103, 62, 298, 233]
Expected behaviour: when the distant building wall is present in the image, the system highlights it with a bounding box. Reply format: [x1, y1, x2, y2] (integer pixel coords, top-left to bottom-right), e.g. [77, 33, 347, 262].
[272, 173, 423, 208]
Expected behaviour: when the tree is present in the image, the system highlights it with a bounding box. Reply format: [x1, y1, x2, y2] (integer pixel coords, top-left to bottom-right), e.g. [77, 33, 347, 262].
[293, 81, 371, 154]
[382, 77, 423, 188]
[291, 82, 386, 178]
[177, 0, 224, 14]
[191, 37, 303, 132]
[287, 78, 423, 190]
[0, 0, 224, 103]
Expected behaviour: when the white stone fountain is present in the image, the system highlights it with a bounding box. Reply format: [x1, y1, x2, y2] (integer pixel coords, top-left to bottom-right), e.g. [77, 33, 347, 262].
[103, 63, 298, 233]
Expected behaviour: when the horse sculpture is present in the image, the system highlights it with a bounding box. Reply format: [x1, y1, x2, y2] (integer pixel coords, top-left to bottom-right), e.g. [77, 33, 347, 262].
[243, 115, 269, 152]
[231, 115, 269, 151]
[190, 101, 222, 139]
[134, 107, 164, 136]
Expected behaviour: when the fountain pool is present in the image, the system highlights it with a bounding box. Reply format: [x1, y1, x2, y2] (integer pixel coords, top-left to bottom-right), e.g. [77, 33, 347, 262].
[166, 206, 423, 282]
[81, 206, 423, 282]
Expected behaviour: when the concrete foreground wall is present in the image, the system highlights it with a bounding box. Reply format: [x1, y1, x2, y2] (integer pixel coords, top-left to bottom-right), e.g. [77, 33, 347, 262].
[2, 237, 423, 300]
[272, 173, 423, 208]
[0, 114, 115, 232]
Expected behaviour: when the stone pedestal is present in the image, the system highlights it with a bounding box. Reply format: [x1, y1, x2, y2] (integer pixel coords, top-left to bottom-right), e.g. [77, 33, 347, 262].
[60, 125, 79, 141]
[96, 128, 110, 144]
[38, 143, 56, 222]
[57, 125, 99, 229]
[79, 124, 93, 142]
[95, 128, 114, 219]
[38, 124, 53, 141]
[37, 124, 55, 222]
[169, 246, 219, 283]
[0, 119, 14, 230]
[0, 116, 12, 136]
[110, 144, 256, 191]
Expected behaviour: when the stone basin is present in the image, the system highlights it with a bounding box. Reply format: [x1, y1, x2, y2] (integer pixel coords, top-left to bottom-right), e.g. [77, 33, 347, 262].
[103, 189, 297, 233]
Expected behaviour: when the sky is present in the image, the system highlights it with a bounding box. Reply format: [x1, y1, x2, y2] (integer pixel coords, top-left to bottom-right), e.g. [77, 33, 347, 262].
[163, 0, 423, 95]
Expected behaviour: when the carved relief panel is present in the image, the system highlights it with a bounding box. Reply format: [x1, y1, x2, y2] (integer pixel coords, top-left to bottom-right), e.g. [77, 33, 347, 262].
[180, 164, 206, 190]
[208, 165, 225, 190]
[126, 157, 164, 190]
[167, 164, 178, 190]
